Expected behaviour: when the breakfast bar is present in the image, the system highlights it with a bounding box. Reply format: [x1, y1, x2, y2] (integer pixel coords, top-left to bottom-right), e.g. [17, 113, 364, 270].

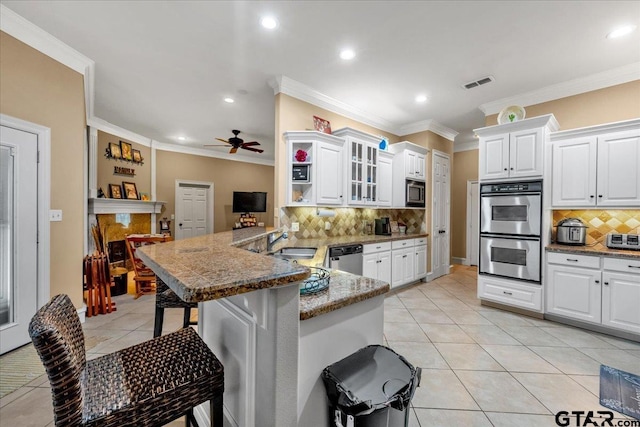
[137, 228, 390, 427]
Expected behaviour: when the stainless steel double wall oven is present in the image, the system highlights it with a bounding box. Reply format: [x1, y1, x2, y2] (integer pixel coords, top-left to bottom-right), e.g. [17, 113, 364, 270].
[479, 180, 542, 283]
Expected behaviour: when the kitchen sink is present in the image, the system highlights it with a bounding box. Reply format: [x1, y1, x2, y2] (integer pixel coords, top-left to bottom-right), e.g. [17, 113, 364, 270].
[271, 247, 317, 260]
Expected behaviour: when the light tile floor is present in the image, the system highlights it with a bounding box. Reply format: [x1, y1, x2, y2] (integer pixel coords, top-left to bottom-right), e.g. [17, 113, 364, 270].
[1, 264, 639, 426]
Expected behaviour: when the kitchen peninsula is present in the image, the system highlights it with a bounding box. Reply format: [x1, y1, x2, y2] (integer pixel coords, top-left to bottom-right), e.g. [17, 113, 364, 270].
[137, 227, 390, 427]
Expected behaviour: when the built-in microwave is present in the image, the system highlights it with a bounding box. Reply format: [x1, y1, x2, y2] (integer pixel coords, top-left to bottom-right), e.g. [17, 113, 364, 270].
[406, 180, 426, 207]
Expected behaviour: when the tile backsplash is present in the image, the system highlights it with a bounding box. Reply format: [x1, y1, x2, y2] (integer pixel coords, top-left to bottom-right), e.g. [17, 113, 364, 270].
[280, 207, 426, 241]
[552, 210, 640, 250]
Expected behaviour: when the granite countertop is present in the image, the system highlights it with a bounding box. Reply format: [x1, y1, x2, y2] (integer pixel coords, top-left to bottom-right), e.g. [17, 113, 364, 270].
[546, 243, 640, 260]
[298, 270, 389, 321]
[271, 232, 429, 268]
[137, 227, 310, 303]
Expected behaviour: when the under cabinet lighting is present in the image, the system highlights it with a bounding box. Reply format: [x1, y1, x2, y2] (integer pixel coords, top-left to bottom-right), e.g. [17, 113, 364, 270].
[607, 25, 636, 39]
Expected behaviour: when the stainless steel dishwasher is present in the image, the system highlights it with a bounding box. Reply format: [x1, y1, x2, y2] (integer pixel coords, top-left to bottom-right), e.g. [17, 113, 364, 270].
[328, 244, 363, 275]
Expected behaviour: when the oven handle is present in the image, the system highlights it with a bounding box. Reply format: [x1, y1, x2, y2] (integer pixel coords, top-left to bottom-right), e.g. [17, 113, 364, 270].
[480, 192, 542, 198]
[480, 233, 540, 241]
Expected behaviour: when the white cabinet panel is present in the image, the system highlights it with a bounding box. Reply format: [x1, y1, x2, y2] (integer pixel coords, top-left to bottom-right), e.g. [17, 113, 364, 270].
[551, 137, 597, 207]
[362, 250, 392, 285]
[415, 244, 427, 279]
[377, 152, 393, 207]
[478, 275, 542, 312]
[546, 264, 601, 324]
[402, 248, 415, 284]
[391, 250, 405, 288]
[378, 251, 392, 285]
[362, 253, 378, 280]
[510, 127, 544, 178]
[480, 133, 510, 180]
[316, 141, 343, 205]
[597, 130, 640, 207]
[602, 271, 640, 334]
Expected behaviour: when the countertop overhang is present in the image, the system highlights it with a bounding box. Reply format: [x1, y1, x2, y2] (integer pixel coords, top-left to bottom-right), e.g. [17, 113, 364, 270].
[546, 243, 640, 260]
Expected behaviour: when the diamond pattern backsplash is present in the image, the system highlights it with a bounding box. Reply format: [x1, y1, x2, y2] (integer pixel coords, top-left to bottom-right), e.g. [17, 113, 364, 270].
[280, 207, 426, 242]
[552, 210, 640, 250]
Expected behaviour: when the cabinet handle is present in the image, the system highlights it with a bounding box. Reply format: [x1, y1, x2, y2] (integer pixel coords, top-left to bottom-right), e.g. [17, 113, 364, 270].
[628, 265, 640, 269]
[598, 195, 603, 198]
[403, 255, 407, 258]
[376, 246, 381, 249]
[566, 258, 579, 262]
[590, 195, 595, 198]
[503, 291, 513, 295]
[510, 167, 514, 170]
[595, 280, 600, 284]
[503, 168, 507, 171]
[604, 282, 609, 286]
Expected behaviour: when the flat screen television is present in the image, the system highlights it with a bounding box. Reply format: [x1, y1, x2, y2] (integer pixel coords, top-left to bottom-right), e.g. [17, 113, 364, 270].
[232, 191, 267, 213]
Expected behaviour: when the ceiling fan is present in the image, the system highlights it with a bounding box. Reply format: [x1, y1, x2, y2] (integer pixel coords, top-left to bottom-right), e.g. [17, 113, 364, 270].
[204, 129, 263, 154]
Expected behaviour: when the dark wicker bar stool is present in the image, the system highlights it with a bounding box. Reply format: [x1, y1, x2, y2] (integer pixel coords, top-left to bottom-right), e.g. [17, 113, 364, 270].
[29, 294, 224, 427]
[154, 276, 198, 338]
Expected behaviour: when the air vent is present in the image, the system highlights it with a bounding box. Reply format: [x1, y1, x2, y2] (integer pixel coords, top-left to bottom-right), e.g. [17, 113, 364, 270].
[463, 75, 494, 90]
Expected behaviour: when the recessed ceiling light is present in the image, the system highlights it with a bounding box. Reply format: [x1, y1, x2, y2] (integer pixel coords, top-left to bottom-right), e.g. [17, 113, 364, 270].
[607, 25, 636, 39]
[340, 49, 356, 60]
[415, 94, 428, 103]
[261, 16, 278, 30]
[224, 97, 235, 103]
[178, 136, 186, 141]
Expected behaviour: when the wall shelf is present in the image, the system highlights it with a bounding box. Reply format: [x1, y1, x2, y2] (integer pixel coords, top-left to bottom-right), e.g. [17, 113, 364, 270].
[88, 198, 165, 214]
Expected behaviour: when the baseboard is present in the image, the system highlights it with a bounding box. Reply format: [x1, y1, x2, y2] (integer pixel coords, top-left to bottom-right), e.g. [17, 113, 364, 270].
[425, 272, 434, 282]
[452, 257, 466, 265]
[77, 304, 87, 323]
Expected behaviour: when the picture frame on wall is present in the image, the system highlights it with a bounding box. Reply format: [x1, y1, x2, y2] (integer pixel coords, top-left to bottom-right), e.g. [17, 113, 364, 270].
[109, 184, 122, 199]
[120, 141, 133, 161]
[109, 142, 122, 159]
[132, 149, 142, 163]
[122, 182, 139, 200]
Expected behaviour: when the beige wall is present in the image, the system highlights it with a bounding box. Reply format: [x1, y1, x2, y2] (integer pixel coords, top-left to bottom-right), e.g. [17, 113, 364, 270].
[97, 131, 151, 198]
[486, 80, 640, 129]
[449, 80, 640, 262]
[397, 130, 454, 270]
[155, 150, 274, 235]
[0, 32, 86, 307]
[451, 150, 479, 259]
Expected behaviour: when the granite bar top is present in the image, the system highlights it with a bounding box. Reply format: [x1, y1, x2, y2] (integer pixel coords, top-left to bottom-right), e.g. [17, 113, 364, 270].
[298, 270, 389, 321]
[137, 227, 310, 303]
[546, 243, 640, 260]
[271, 232, 429, 268]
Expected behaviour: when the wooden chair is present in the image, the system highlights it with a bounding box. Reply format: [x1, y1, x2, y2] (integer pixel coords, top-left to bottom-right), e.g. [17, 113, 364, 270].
[29, 294, 224, 427]
[83, 253, 116, 317]
[125, 235, 171, 299]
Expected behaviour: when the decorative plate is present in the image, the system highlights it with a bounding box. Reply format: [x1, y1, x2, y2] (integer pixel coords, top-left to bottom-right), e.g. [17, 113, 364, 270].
[497, 105, 526, 125]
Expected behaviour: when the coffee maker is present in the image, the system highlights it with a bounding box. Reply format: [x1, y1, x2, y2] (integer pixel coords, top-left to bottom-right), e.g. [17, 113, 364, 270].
[375, 217, 391, 236]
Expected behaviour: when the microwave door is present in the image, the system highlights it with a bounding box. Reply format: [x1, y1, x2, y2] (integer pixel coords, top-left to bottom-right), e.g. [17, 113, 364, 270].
[480, 194, 541, 235]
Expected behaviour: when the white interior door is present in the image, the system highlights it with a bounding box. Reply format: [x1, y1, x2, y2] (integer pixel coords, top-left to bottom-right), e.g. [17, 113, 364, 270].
[175, 182, 213, 240]
[467, 181, 479, 266]
[1, 125, 38, 354]
[432, 151, 451, 279]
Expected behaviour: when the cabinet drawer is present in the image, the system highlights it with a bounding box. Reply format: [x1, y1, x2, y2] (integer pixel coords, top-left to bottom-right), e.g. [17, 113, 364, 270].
[392, 239, 415, 250]
[478, 275, 542, 312]
[363, 242, 392, 254]
[414, 237, 427, 246]
[603, 257, 640, 274]
[547, 252, 600, 269]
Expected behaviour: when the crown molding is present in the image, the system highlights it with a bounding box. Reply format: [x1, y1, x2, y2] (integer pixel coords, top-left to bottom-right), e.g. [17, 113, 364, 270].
[0, 4, 95, 121]
[474, 114, 559, 136]
[152, 140, 275, 167]
[398, 119, 458, 141]
[550, 117, 640, 141]
[88, 117, 152, 147]
[479, 62, 640, 116]
[270, 75, 398, 134]
[453, 141, 479, 153]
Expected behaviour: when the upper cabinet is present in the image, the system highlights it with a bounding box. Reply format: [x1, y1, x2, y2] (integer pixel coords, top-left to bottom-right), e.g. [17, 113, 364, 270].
[475, 114, 559, 181]
[389, 141, 429, 208]
[551, 119, 640, 208]
[377, 151, 393, 207]
[284, 131, 345, 206]
[332, 127, 382, 206]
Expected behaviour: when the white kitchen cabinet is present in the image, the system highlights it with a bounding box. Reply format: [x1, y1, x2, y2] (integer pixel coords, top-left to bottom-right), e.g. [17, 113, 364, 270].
[283, 131, 344, 207]
[333, 127, 381, 206]
[315, 140, 344, 205]
[551, 120, 640, 208]
[377, 151, 393, 207]
[546, 251, 640, 334]
[415, 243, 427, 279]
[391, 239, 416, 288]
[362, 242, 391, 284]
[389, 141, 429, 207]
[475, 115, 558, 181]
[477, 274, 543, 312]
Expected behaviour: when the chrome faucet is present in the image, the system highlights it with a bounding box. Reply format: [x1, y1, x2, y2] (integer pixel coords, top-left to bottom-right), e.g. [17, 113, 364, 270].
[267, 231, 288, 252]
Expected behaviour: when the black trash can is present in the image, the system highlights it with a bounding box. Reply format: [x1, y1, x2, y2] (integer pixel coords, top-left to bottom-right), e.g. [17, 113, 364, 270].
[322, 345, 421, 427]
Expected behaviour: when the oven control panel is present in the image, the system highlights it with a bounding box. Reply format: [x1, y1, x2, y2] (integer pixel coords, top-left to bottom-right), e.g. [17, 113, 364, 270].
[481, 181, 542, 194]
[606, 233, 640, 250]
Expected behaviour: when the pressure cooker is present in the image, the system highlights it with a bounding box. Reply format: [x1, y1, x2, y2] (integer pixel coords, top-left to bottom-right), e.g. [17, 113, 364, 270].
[556, 218, 587, 245]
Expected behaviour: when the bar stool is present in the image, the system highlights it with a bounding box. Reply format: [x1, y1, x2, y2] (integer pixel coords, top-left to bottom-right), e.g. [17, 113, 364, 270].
[154, 276, 198, 337]
[29, 294, 224, 427]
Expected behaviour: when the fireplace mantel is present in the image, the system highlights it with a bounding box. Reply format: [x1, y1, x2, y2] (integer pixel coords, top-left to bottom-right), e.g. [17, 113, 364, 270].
[88, 198, 165, 214]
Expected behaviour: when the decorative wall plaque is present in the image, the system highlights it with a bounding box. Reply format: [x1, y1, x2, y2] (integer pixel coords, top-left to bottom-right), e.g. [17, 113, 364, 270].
[114, 166, 136, 176]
